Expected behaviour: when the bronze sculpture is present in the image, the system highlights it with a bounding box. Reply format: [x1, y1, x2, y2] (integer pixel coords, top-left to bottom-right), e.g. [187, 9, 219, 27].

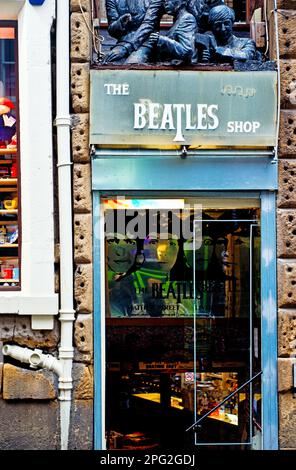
[206, 5, 258, 62]
[102, 0, 262, 65]
[126, 0, 197, 64]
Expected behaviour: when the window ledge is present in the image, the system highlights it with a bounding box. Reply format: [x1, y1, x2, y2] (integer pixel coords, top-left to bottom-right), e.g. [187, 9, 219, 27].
[0, 294, 58, 315]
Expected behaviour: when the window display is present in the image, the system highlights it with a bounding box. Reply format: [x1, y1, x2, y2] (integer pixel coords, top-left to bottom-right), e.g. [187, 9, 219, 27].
[104, 196, 262, 449]
[0, 22, 19, 288]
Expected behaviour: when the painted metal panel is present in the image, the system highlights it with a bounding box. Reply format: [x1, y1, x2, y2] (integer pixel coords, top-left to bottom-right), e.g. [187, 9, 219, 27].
[261, 191, 278, 450]
[92, 155, 278, 191]
[93, 192, 105, 450]
[90, 70, 277, 147]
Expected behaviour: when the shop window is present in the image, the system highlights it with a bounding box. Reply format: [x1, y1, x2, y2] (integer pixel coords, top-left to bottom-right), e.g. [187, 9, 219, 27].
[103, 196, 262, 449]
[0, 21, 19, 289]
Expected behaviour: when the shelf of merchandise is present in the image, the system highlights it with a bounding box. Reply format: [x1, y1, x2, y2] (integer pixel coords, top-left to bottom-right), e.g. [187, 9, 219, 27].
[0, 179, 17, 185]
[0, 209, 17, 214]
[0, 149, 17, 155]
[0, 244, 18, 248]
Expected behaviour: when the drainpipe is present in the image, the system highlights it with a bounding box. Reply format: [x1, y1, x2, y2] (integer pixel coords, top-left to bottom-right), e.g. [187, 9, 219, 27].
[55, 0, 75, 450]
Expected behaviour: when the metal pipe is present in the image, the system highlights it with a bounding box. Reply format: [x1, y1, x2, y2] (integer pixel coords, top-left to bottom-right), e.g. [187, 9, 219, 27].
[55, 0, 76, 450]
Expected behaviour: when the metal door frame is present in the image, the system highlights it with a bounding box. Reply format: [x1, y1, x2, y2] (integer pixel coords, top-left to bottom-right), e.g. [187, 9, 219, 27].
[92, 154, 278, 450]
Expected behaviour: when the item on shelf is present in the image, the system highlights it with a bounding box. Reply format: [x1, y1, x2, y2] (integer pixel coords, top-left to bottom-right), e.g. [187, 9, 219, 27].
[0, 226, 6, 244]
[0, 166, 10, 178]
[12, 267, 19, 280]
[0, 97, 16, 148]
[2, 265, 13, 279]
[10, 162, 17, 178]
[7, 134, 17, 149]
[8, 227, 18, 244]
[3, 196, 18, 209]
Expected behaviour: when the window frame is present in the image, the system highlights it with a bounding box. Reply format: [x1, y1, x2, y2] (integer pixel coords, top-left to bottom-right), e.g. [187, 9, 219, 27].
[0, 0, 58, 329]
[0, 19, 21, 292]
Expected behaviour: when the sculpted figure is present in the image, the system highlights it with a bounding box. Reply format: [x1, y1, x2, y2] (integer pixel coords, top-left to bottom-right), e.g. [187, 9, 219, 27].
[126, 0, 197, 64]
[187, 0, 224, 32]
[103, 0, 164, 63]
[206, 5, 258, 62]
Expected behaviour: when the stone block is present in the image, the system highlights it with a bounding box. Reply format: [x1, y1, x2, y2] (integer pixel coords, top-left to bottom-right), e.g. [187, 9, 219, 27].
[279, 392, 296, 448]
[0, 400, 60, 449]
[277, 209, 296, 257]
[74, 213, 92, 263]
[278, 160, 296, 207]
[280, 60, 296, 108]
[14, 316, 60, 350]
[72, 363, 93, 399]
[1, 316, 60, 349]
[0, 316, 15, 342]
[73, 163, 92, 214]
[278, 261, 296, 307]
[74, 265, 93, 313]
[279, 110, 296, 156]
[74, 313, 93, 353]
[71, 12, 91, 63]
[278, 309, 296, 356]
[3, 364, 57, 400]
[278, 358, 296, 391]
[71, 0, 91, 12]
[68, 400, 93, 450]
[71, 63, 90, 113]
[277, 10, 296, 58]
[74, 347, 93, 364]
[72, 113, 90, 163]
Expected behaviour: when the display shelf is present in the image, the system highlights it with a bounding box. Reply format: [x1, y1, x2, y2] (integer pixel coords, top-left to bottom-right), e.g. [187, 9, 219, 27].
[0, 279, 19, 283]
[0, 179, 17, 185]
[0, 149, 17, 155]
[0, 209, 17, 214]
[0, 221, 18, 225]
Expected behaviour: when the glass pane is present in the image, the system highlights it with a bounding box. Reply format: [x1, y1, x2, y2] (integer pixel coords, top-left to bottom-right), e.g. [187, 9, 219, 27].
[104, 197, 261, 450]
[192, 212, 261, 447]
[0, 23, 19, 289]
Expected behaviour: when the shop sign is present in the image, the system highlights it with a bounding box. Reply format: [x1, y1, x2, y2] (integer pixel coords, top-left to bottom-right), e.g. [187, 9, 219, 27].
[90, 70, 277, 147]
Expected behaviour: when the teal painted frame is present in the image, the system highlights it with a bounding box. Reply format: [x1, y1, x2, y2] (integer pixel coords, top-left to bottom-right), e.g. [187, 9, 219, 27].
[93, 158, 278, 450]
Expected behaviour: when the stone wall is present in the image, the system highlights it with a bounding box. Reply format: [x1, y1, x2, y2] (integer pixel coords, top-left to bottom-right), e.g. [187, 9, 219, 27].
[270, 1, 296, 450]
[70, 0, 94, 450]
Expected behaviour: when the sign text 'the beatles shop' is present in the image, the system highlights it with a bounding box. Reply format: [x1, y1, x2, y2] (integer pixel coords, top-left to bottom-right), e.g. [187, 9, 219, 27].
[90, 70, 277, 147]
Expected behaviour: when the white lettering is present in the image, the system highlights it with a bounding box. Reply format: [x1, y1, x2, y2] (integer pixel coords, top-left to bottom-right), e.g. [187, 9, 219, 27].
[207, 104, 219, 130]
[173, 104, 186, 142]
[185, 104, 195, 130]
[104, 83, 130, 95]
[196, 104, 208, 130]
[134, 103, 146, 129]
[148, 103, 160, 129]
[122, 83, 130, 95]
[160, 104, 175, 130]
[227, 121, 261, 133]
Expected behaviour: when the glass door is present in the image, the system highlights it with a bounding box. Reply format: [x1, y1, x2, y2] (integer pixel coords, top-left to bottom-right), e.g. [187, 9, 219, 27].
[103, 196, 261, 450]
[192, 216, 261, 448]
